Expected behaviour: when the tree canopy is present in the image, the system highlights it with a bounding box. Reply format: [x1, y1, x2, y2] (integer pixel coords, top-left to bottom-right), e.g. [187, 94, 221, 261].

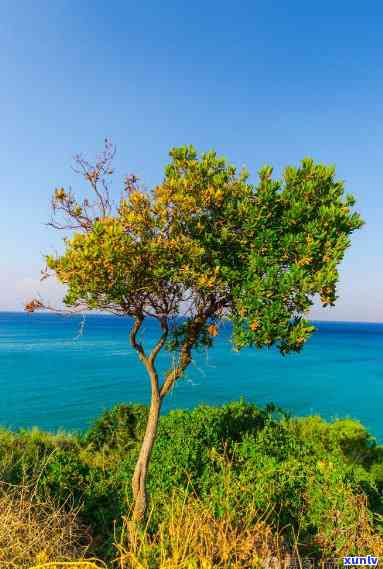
[29, 141, 363, 358]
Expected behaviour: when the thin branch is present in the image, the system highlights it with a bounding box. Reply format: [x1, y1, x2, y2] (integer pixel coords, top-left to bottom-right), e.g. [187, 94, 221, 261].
[159, 296, 229, 399]
[148, 318, 169, 366]
[71, 138, 116, 218]
[24, 297, 89, 316]
[130, 316, 147, 363]
[159, 314, 205, 399]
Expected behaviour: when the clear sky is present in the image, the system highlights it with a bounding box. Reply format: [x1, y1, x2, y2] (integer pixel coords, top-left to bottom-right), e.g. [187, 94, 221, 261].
[1, 0, 382, 321]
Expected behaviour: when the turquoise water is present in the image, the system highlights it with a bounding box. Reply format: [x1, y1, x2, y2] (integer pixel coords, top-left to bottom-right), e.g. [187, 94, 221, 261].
[1, 312, 382, 440]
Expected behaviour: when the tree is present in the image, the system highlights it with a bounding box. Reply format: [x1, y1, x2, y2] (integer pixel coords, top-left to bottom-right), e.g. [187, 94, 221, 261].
[26, 139, 363, 522]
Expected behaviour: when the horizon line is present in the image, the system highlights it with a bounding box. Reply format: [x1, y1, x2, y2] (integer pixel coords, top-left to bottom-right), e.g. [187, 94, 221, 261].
[0, 310, 382, 326]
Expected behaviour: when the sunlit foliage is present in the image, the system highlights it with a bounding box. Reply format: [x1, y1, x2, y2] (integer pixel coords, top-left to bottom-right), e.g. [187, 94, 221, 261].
[29, 140, 363, 359]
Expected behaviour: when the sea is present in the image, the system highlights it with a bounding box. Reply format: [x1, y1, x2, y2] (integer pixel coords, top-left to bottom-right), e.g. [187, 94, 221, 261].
[1, 312, 382, 441]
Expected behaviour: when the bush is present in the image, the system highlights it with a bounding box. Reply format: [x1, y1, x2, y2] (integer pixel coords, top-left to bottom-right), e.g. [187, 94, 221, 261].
[1, 400, 383, 562]
[82, 403, 148, 452]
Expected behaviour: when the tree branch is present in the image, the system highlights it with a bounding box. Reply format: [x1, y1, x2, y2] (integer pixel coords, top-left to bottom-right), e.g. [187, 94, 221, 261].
[159, 315, 205, 398]
[148, 318, 169, 366]
[24, 297, 89, 316]
[130, 316, 147, 363]
[159, 296, 229, 399]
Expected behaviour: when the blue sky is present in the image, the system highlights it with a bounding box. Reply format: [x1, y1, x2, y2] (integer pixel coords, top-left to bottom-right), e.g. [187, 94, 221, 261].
[1, 0, 382, 321]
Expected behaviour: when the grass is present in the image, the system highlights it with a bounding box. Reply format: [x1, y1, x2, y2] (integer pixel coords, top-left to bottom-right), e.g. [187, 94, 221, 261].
[10, 488, 383, 568]
[115, 490, 287, 569]
[0, 481, 90, 568]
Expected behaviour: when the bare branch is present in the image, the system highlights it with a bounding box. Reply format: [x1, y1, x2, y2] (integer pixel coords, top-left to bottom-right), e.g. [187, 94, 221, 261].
[159, 296, 228, 399]
[130, 316, 147, 363]
[148, 318, 169, 366]
[159, 314, 205, 399]
[71, 138, 116, 218]
[24, 297, 89, 316]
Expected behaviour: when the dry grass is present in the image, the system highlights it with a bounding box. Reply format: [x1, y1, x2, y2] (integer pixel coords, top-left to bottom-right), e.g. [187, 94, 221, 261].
[2, 483, 382, 569]
[0, 482, 91, 569]
[313, 494, 383, 556]
[114, 492, 290, 569]
[114, 491, 383, 567]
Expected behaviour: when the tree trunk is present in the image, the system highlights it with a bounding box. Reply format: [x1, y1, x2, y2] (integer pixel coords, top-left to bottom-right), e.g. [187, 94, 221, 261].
[131, 394, 162, 522]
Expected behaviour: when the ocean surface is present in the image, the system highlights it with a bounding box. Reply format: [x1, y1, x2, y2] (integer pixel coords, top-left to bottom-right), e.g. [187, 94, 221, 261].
[1, 312, 382, 441]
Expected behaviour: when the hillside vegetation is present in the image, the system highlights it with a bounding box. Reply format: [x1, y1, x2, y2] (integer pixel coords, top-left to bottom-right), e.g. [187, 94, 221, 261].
[1, 400, 383, 567]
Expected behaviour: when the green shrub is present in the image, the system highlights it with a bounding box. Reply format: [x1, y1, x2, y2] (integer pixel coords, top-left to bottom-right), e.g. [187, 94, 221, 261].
[1, 400, 383, 561]
[82, 403, 148, 452]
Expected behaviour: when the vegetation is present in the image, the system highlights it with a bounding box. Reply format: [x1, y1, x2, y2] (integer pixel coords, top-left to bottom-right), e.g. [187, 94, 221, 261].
[0, 481, 89, 567]
[1, 401, 383, 567]
[26, 140, 363, 523]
